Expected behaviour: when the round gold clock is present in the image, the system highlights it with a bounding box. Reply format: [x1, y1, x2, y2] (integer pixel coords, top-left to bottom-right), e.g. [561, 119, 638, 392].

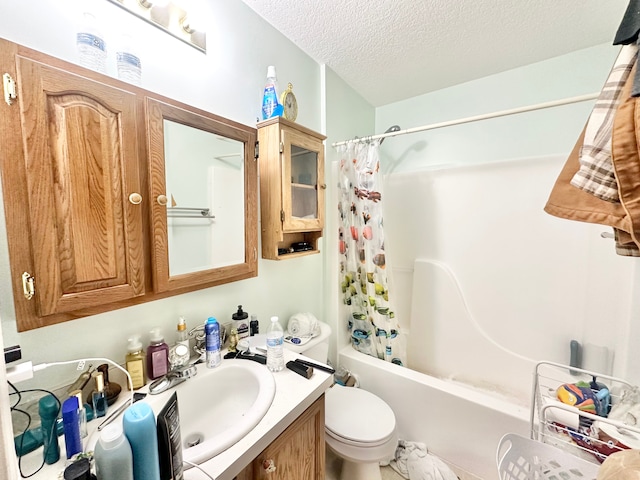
[281, 82, 298, 121]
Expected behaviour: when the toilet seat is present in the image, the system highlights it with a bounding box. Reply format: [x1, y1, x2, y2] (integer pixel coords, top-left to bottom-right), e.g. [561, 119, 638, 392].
[325, 386, 396, 447]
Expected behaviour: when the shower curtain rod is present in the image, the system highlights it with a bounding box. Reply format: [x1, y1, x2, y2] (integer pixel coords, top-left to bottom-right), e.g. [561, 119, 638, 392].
[331, 92, 599, 147]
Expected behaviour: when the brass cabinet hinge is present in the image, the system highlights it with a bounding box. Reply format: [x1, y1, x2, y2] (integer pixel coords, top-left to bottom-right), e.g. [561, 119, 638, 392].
[21, 272, 35, 300]
[280, 210, 285, 222]
[3, 73, 17, 106]
[254, 141, 259, 160]
[279, 141, 284, 154]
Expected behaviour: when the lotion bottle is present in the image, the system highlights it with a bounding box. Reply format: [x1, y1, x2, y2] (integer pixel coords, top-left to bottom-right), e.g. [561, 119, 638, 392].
[125, 336, 146, 390]
[39, 394, 60, 464]
[146, 328, 169, 380]
[232, 305, 249, 340]
[123, 402, 161, 480]
[94, 422, 134, 480]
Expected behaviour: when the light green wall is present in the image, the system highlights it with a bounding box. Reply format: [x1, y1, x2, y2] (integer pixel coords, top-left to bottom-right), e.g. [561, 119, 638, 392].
[375, 43, 621, 173]
[321, 65, 375, 362]
[0, 0, 325, 389]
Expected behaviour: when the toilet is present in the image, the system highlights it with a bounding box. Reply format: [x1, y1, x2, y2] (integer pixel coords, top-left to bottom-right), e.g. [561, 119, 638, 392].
[283, 319, 398, 480]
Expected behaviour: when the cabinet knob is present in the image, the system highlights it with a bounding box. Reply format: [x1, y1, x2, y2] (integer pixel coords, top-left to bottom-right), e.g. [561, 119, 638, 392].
[157, 194, 168, 206]
[128, 193, 143, 205]
[262, 459, 276, 473]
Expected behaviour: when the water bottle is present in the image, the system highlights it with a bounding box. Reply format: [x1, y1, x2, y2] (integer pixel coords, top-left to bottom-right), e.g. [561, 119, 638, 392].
[116, 34, 142, 85]
[266, 316, 284, 372]
[76, 12, 107, 74]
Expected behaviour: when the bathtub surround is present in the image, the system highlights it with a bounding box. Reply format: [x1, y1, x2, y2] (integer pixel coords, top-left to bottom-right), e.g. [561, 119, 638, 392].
[337, 140, 405, 365]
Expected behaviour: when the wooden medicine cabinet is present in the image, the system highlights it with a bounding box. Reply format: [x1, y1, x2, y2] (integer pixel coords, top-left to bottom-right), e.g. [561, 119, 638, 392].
[258, 117, 326, 260]
[0, 38, 258, 331]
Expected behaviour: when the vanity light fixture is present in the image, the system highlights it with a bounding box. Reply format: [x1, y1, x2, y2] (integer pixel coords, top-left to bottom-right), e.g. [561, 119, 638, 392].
[107, 0, 206, 53]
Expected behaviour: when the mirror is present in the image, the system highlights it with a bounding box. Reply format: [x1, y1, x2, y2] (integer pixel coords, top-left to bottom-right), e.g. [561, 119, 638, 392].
[163, 120, 245, 275]
[146, 97, 258, 293]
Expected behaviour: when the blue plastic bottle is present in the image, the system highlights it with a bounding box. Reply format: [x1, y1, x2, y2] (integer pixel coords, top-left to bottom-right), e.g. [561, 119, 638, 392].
[123, 402, 160, 480]
[261, 66, 283, 120]
[61, 396, 82, 459]
[205, 317, 221, 368]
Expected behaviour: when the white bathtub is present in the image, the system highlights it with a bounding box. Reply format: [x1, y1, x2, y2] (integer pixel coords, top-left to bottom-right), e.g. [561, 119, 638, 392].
[337, 346, 529, 479]
[333, 156, 639, 478]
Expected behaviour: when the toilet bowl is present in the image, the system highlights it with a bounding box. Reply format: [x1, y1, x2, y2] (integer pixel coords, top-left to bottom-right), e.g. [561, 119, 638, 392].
[282, 318, 398, 480]
[325, 385, 398, 480]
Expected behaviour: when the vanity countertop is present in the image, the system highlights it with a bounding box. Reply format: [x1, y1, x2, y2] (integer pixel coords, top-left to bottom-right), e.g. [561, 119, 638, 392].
[15, 349, 334, 480]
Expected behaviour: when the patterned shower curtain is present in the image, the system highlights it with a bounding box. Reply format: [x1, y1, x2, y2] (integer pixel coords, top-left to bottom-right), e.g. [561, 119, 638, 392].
[337, 140, 405, 366]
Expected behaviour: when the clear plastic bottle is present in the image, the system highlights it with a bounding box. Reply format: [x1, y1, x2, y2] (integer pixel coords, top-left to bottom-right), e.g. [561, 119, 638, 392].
[205, 317, 221, 368]
[76, 12, 107, 74]
[266, 316, 284, 372]
[116, 34, 141, 85]
[261, 66, 283, 120]
[176, 316, 189, 349]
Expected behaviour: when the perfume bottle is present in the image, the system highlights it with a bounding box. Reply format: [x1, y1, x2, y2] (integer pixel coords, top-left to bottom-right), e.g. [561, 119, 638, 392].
[92, 372, 108, 418]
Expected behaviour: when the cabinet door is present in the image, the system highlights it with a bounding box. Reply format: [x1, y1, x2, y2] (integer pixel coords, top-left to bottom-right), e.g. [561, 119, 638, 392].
[281, 127, 325, 233]
[252, 395, 325, 480]
[14, 56, 145, 319]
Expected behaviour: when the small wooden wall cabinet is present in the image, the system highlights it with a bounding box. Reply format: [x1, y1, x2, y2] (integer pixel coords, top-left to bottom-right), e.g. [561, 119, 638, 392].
[257, 117, 326, 260]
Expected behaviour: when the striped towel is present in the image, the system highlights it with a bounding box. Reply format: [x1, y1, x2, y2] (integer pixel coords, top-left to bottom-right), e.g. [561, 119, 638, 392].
[570, 44, 638, 202]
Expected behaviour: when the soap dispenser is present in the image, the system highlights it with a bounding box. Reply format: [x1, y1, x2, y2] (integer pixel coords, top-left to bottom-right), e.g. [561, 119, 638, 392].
[125, 336, 146, 390]
[147, 328, 169, 380]
[232, 305, 249, 340]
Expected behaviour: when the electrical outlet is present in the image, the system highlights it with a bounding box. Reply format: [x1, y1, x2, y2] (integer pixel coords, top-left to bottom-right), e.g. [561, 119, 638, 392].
[4, 344, 22, 364]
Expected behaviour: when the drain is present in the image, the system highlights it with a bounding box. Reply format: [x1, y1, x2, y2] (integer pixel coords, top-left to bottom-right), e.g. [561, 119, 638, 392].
[184, 433, 204, 448]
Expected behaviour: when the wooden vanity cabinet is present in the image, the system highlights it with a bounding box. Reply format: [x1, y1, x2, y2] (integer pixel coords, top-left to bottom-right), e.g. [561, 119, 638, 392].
[236, 394, 325, 480]
[257, 117, 326, 260]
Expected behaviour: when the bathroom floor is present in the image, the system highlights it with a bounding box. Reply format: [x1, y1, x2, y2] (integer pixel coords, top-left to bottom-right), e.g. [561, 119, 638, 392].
[325, 446, 404, 480]
[325, 445, 482, 480]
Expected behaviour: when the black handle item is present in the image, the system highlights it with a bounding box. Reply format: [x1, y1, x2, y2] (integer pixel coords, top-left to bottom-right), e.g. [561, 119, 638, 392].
[293, 358, 335, 374]
[286, 360, 313, 379]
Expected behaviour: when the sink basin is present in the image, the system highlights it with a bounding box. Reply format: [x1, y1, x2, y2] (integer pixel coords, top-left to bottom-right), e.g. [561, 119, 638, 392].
[143, 359, 275, 466]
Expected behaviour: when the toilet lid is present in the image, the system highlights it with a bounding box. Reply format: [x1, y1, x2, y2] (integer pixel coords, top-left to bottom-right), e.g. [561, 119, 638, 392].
[325, 386, 396, 446]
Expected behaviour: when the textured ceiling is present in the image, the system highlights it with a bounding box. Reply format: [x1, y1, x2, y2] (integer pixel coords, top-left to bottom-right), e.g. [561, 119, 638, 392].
[240, 0, 630, 107]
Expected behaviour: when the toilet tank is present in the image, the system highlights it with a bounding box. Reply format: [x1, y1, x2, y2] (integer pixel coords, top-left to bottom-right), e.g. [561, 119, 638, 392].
[282, 321, 331, 363]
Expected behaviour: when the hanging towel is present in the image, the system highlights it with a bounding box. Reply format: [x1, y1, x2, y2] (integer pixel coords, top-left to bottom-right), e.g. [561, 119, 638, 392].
[571, 44, 637, 202]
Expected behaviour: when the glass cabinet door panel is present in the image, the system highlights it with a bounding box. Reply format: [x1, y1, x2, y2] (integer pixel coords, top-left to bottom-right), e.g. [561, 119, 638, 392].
[281, 128, 324, 232]
[290, 145, 318, 220]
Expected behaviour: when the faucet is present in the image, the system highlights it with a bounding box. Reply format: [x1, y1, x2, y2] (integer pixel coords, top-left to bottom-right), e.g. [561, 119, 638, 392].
[188, 322, 227, 362]
[148, 363, 198, 395]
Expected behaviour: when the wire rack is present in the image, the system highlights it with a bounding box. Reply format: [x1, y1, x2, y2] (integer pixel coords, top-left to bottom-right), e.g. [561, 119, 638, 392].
[531, 361, 640, 465]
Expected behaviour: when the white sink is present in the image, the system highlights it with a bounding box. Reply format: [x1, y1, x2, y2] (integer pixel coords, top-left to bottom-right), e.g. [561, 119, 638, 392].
[144, 359, 276, 466]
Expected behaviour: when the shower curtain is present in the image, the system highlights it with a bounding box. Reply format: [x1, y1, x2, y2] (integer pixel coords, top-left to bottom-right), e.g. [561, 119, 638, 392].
[337, 140, 405, 366]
